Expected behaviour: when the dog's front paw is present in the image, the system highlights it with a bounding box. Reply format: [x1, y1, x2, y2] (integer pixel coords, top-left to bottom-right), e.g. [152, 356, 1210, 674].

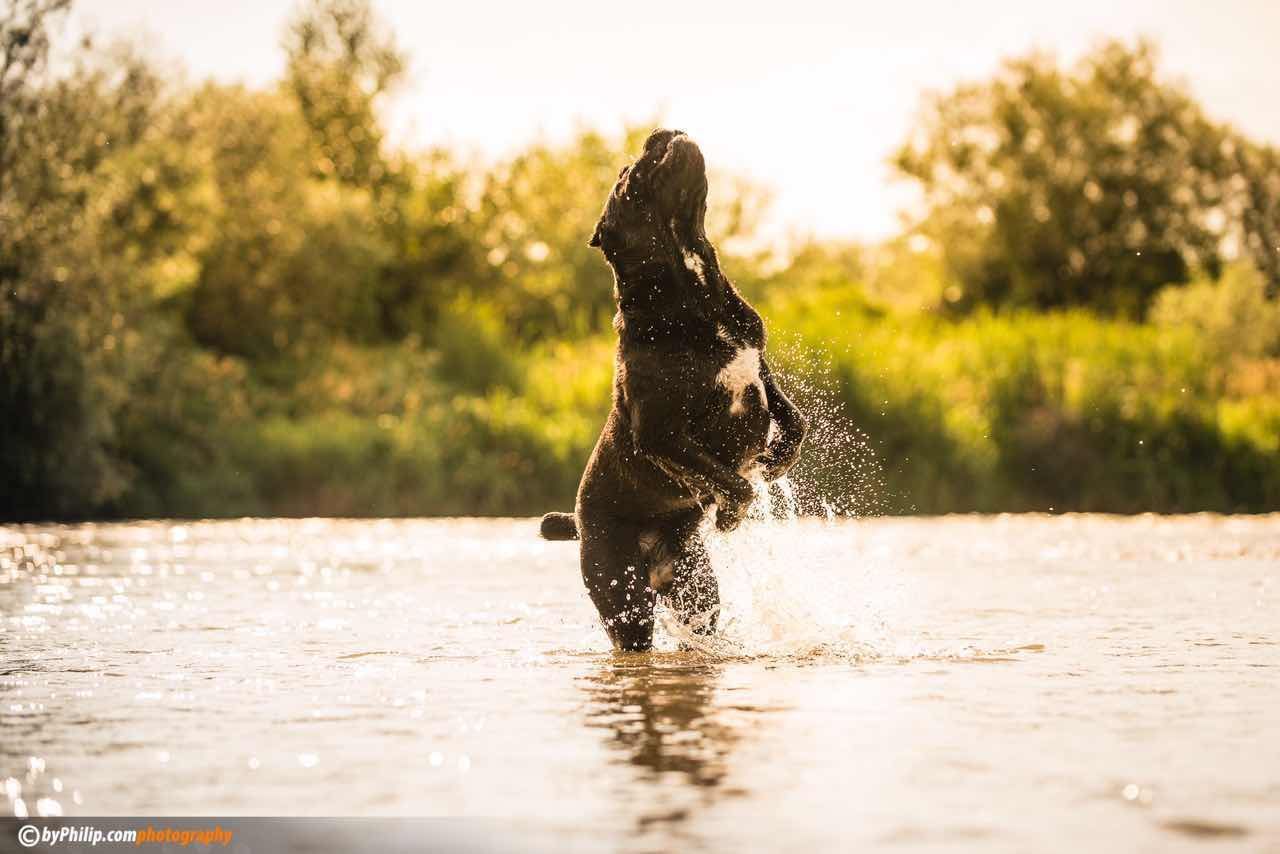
[757, 446, 800, 481]
[715, 499, 748, 532]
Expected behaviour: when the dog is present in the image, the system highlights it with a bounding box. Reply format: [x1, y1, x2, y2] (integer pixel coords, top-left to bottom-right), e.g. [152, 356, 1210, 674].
[539, 129, 807, 651]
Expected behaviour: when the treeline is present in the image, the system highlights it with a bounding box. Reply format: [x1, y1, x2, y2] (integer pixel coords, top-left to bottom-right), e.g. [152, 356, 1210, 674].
[1, 0, 1278, 520]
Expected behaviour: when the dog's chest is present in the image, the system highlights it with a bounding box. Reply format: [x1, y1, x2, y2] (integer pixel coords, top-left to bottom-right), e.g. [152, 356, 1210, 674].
[715, 326, 766, 415]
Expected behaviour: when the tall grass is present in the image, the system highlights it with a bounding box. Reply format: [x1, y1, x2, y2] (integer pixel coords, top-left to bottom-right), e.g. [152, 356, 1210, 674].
[767, 302, 1279, 513]
[109, 304, 1279, 518]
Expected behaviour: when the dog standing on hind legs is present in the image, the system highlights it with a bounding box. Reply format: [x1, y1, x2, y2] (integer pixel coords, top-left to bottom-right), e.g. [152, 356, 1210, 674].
[539, 129, 807, 652]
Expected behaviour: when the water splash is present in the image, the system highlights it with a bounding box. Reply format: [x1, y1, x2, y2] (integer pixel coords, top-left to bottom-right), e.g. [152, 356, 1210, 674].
[652, 335, 907, 660]
[769, 336, 894, 518]
[651, 338, 1051, 662]
[657, 476, 903, 661]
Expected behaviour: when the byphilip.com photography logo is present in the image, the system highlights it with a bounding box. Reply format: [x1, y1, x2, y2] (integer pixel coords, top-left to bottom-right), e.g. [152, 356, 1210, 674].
[16, 823, 233, 848]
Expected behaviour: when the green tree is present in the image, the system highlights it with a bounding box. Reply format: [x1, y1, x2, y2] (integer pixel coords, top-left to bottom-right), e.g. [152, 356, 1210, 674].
[0, 0, 70, 188]
[1230, 139, 1280, 297]
[283, 0, 404, 187]
[0, 0, 220, 517]
[180, 83, 389, 358]
[467, 128, 639, 340]
[894, 40, 1237, 316]
[180, 92, 469, 356]
[183, 0, 470, 354]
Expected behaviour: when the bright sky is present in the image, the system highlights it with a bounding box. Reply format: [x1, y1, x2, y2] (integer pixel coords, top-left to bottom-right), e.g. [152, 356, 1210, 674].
[67, 0, 1280, 242]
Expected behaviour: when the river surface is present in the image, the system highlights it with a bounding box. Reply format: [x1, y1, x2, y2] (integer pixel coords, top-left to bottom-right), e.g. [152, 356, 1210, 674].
[1, 514, 1277, 852]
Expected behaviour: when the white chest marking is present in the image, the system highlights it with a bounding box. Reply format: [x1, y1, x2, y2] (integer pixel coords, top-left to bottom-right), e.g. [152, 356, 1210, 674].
[683, 249, 707, 286]
[717, 345, 765, 415]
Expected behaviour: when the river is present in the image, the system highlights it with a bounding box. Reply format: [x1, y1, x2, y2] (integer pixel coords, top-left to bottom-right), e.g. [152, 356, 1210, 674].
[2, 514, 1277, 851]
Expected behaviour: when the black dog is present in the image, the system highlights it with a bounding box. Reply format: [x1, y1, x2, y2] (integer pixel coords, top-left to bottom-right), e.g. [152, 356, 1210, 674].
[540, 129, 806, 651]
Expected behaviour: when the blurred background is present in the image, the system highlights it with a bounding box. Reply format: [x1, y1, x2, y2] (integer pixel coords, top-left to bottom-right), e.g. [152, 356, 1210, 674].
[2, 0, 1278, 521]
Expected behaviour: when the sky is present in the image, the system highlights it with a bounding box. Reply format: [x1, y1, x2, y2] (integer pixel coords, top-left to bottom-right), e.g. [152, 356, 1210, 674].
[66, 0, 1280, 243]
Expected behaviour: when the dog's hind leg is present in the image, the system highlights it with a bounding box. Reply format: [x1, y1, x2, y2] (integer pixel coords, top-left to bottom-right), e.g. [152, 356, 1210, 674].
[656, 512, 720, 638]
[579, 518, 657, 652]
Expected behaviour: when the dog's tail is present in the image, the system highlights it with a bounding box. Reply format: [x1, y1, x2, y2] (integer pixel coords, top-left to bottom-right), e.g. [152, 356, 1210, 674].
[539, 511, 579, 541]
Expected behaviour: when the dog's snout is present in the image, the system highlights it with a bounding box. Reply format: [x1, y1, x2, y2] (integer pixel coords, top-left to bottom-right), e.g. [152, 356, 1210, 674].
[591, 129, 708, 249]
[641, 129, 703, 176]
[653, 133, 705, 186]
[666, 134, 696, 156]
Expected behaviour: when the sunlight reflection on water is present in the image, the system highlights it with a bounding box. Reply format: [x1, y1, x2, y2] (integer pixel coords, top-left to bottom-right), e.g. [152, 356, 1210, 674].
[1, 514, 1277, 850]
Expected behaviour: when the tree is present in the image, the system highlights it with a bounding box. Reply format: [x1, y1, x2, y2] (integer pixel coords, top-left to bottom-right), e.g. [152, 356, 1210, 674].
[1231, 139, 1280, 298]
[894, 40, 1241, 316]
[261, 0, 470, 345]
[0, 0, 184, 517]
[282, 0, 404, 187]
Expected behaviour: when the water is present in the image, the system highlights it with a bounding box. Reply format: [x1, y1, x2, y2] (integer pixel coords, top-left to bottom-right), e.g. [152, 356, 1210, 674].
[2, 514, 1277, 851]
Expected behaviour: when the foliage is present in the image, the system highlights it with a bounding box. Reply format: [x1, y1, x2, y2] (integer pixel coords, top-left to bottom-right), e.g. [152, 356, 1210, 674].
[1229, 140, 1280, 296]
[894, 40, 1277, 316]
[2, 2, 1278, 520]
[72, 308, 1280, 519]
[762, 302, 1280, 513]
[1, 1, 181, 517]
[1151, 262, 1280, 360]
[283, 0, 404, 187]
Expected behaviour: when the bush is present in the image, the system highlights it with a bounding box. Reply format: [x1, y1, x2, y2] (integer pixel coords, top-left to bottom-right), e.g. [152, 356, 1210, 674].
[764, 302, 1280, 513]
[1150, 262, 1280, 360]
[6, 1, 1278, 520]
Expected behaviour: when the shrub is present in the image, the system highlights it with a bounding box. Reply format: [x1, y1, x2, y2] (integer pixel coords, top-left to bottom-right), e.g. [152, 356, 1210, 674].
[1150, 262, 1280, 360]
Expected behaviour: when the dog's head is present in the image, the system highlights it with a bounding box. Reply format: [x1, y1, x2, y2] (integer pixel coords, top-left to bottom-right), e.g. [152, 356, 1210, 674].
[589, 129, 709, 262]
